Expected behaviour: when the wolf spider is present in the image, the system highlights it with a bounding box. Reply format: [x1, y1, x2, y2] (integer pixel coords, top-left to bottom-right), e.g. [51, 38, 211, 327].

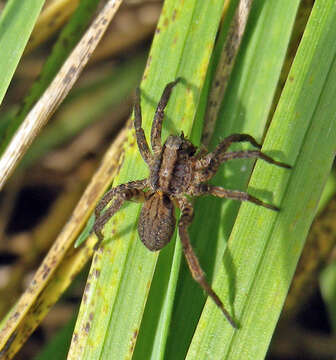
[94, 78, 290, 328]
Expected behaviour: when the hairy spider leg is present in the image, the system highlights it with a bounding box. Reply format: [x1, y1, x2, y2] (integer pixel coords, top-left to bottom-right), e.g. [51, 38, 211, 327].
[176, 196, 238, 328]
[151, 78, 181, 155]
[94, 179, 147, 243]
[134, 88, 152, 164]
[195, 133, 260, 171]
[94, 198, 125, 243]
[196, 184, 280, 211]
[196, 133, 290, 182]
[219, 150, 292, 168]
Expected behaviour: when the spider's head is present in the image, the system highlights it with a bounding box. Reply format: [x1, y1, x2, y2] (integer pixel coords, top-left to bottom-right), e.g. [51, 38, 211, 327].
[163, 134, 196, 157]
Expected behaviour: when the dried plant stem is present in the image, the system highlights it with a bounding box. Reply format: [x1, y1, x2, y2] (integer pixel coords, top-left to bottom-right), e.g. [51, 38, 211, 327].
[202, 0, 253, 146]
[0, 0, 123, 191]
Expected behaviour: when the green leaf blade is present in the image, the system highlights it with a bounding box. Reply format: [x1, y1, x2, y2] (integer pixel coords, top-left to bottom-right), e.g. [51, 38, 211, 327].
[187, 1, 336, 359]
[68, 1, 227, 359]
[0, 0, 45, 105]
[166, 0, 301, 357]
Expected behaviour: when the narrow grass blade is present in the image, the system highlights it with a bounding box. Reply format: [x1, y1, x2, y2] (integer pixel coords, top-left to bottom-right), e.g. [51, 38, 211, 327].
[202, 0, 253, 146]
[187, 0, 336, 358]
[0, 0, 45, 105]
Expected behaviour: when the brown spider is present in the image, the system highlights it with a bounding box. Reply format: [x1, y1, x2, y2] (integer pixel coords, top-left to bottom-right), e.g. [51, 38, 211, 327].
[94, 79, 290, 328]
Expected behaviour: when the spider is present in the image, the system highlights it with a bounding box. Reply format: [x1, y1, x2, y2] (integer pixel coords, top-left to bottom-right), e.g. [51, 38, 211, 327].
[93, 78, 290, 328]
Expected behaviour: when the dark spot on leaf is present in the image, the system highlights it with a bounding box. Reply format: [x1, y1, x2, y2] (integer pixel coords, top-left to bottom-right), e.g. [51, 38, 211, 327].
[73, 332, 78, 343]
[63, 65, 77, 85]
[42, 264, 51, 280]
[84, 321, 91, 333]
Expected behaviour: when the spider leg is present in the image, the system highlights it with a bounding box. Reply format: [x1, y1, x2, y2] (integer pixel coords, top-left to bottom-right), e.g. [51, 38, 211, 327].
[94, 197, 125, 243]
[194, 144, 209, 159]
[219, 150, 291, 168]
[134, 87, 152, 164]
[197, 184, 280, 211]
[94, 179, 147, 243]
[176, 196, 237, 328]
[151, 78, 181, 155]
[195, 134, 261, 177]
[196, 134, 291, 182]
[207, 133, 261, 160]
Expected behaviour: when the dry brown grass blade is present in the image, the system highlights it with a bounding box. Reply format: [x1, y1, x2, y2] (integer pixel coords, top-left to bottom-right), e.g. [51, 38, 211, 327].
[0, 0, 123, 191]
[0, 122, 130, 359]
[202, 0, 253, 146]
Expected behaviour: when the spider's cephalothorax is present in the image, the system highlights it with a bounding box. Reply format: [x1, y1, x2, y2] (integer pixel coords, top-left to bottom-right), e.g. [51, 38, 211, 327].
[94, 78, 291, 328]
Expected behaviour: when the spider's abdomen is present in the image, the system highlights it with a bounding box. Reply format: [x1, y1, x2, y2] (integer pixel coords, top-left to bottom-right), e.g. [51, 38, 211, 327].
[138, 192, 176, 251]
